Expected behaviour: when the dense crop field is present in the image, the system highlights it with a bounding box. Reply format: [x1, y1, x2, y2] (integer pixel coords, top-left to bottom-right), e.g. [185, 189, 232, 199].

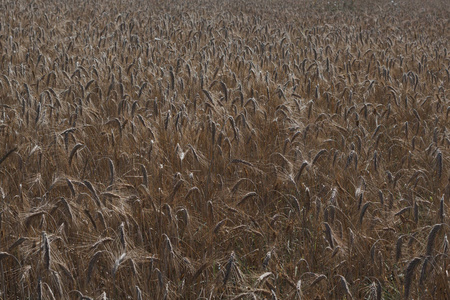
[0, 0, 449, 298]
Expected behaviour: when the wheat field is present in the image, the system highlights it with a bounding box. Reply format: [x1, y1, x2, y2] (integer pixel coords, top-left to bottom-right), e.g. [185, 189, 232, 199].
[0, 0, 449, 299]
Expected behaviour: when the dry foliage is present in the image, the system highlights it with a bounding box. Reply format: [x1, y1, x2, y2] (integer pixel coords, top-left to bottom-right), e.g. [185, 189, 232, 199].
[0, 0, 449, 298]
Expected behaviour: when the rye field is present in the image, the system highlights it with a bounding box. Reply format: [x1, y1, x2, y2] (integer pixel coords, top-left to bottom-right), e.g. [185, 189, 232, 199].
[0, 0, 449, 298]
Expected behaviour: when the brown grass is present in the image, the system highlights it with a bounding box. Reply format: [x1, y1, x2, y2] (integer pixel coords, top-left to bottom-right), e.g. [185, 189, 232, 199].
[0, 0, 449, 298]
